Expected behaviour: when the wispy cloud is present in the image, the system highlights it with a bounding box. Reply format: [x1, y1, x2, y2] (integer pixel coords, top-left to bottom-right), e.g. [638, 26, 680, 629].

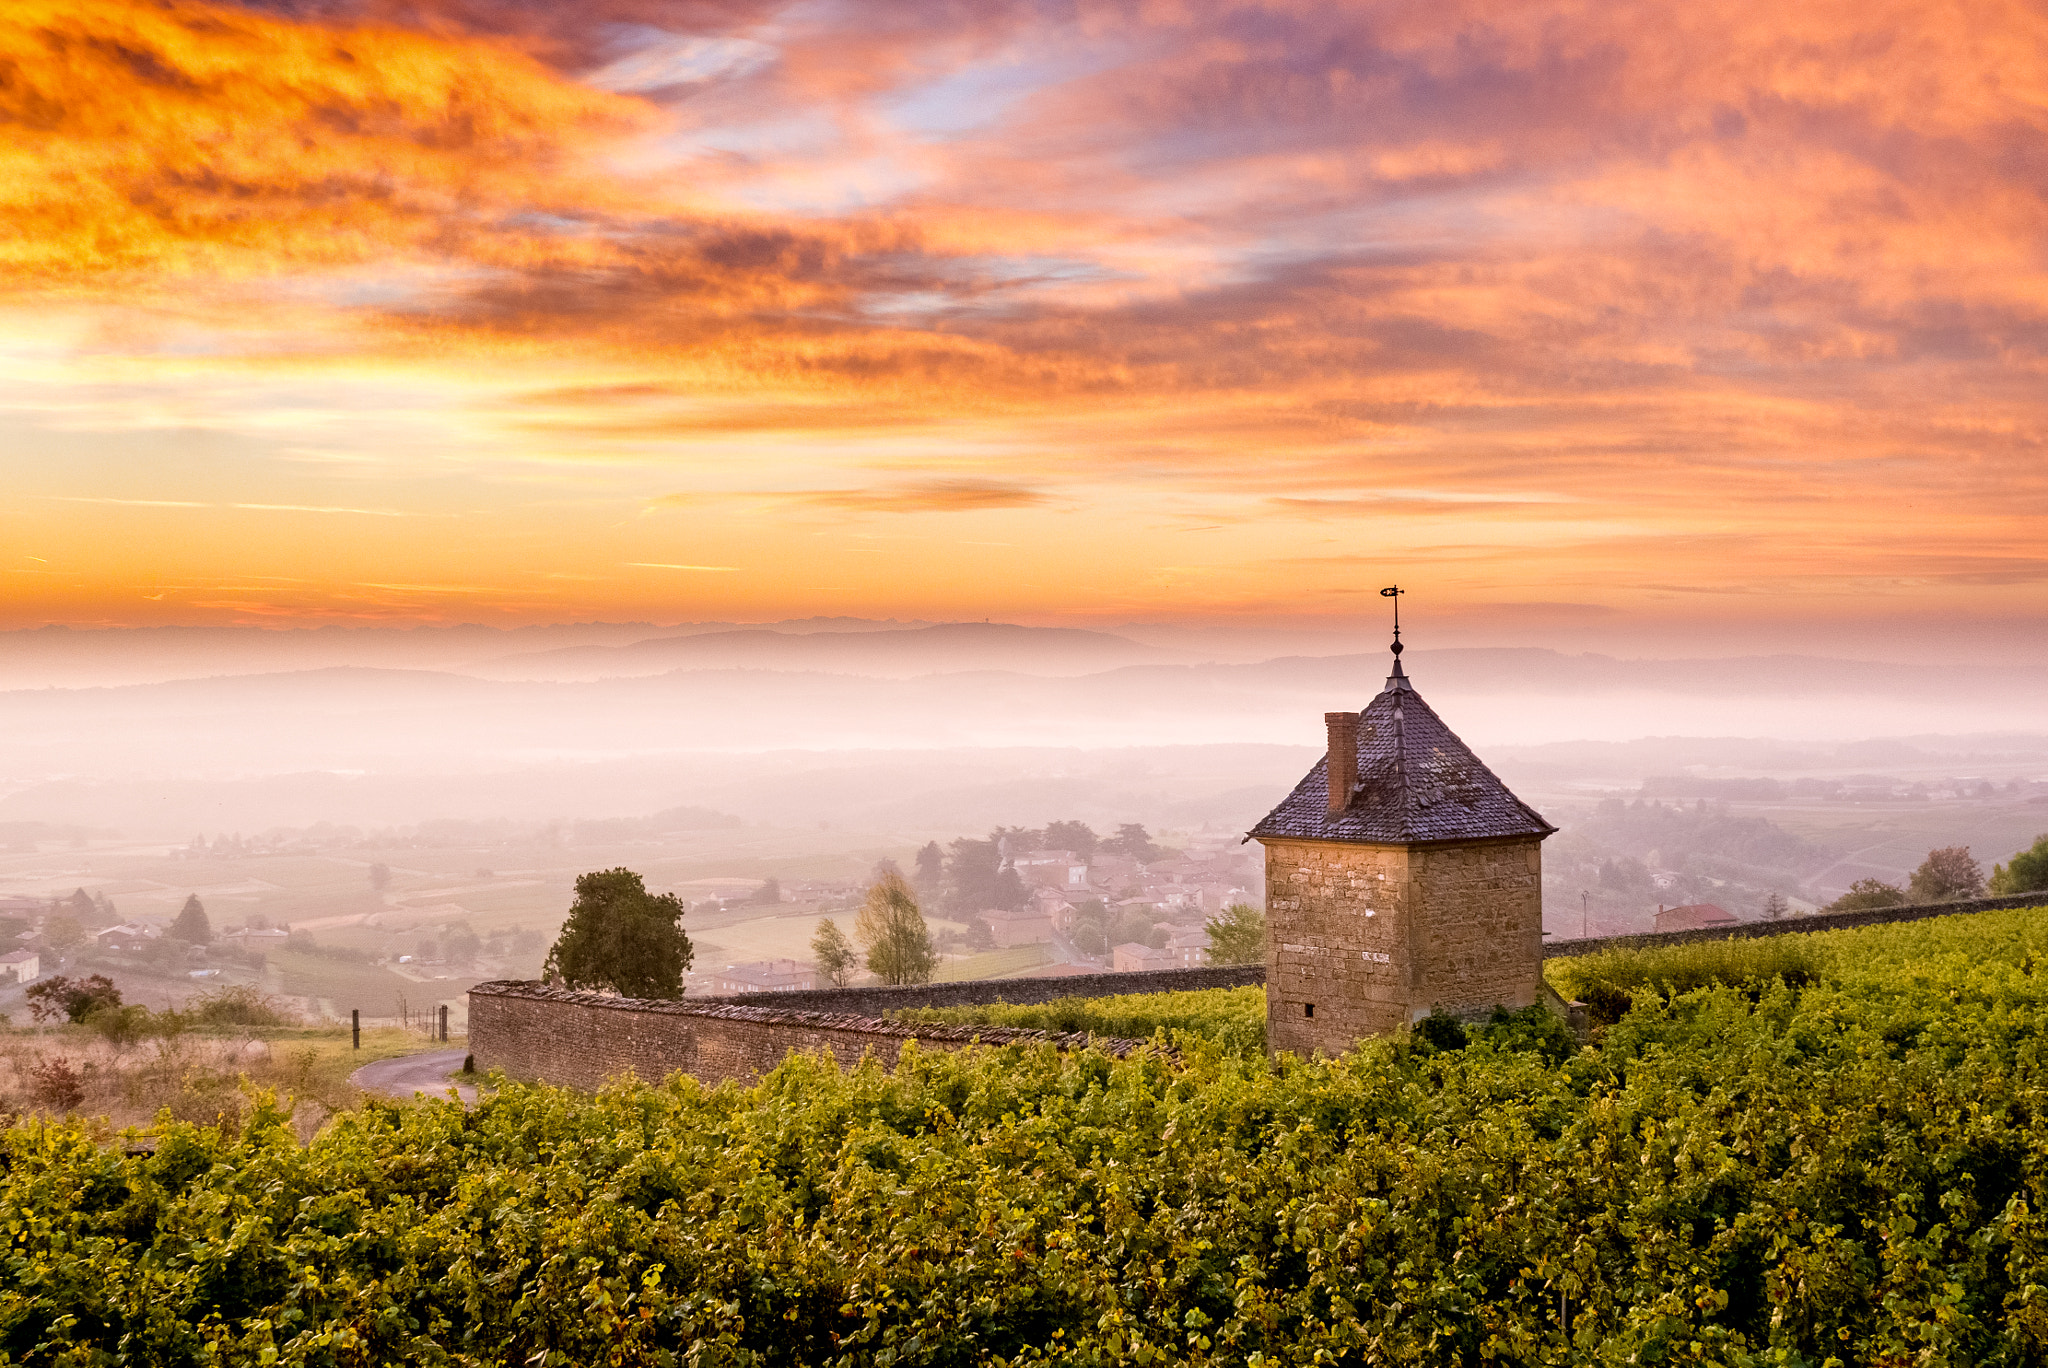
[231, 503, 416, 517]
[651, 480, 1056, 515]
[625, 563, 742, 572]
[46, 496, 211, 508]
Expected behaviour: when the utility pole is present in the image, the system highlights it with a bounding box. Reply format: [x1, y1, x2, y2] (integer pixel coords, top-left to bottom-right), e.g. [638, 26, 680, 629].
[1581, 889, 1590, 939]
[351, 1009, 360, 1050]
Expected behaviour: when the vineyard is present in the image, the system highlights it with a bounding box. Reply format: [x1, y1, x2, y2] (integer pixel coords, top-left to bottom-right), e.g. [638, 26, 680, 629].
[892, 985, 1269, 1054]
[7, 905, 2048, 1366]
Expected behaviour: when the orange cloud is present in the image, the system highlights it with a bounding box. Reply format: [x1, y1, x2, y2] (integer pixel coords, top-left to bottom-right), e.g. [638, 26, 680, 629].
[3, 0, 2047, 639]
[0, 0, 651, 282]
[651, 480, 1055, 513]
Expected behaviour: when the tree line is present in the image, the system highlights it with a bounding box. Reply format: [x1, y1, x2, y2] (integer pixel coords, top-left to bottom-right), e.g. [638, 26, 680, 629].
[542, 857, 1268, 1001]
[1823, 835, 2048, 913]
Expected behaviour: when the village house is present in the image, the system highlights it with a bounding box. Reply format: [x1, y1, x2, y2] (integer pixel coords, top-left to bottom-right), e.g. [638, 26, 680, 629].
[710, 959, 821, 994]
[1086, 853, 1143, 894]
[1136, 883, 1204, 915]
[980, 904, 1056, 947]
[1113, 893, 1165, 924]
[1029, 886, 1079, 931]
[1111, 941, 1174, 972]
[94, 923, 160, 953]
[222, 926, 290, 947]
[1653, 902, 1739, 932]
[0, 948, 38, 984]
[1013, 850, 1091, 892]
[1162, 927, 1209, 967]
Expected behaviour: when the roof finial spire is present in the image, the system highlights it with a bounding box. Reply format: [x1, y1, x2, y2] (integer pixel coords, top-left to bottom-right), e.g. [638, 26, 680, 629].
[1379, 585, 1409, 689]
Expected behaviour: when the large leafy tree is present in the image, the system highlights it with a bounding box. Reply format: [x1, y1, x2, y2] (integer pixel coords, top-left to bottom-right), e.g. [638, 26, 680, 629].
[1908, 846, 1985, 903]
[855, 870, 936, 986]
[544, 868, 693, 999]
[1041, 820, 1098, 859]
[39, 913, 83, 950]
[1823, 878, 1907, 913]
[942, 838, 1000, 914]
[913, 841, 945, 893]
[1991, 835, 2048, 895]
[67, 887, 111, 929]
[1100, 824, 1162, 863]
[1204, 902, 1265, 965]
[992, 867, 1027, 911]
[170, 894, 211, 944]
[811, 917, 858, 987]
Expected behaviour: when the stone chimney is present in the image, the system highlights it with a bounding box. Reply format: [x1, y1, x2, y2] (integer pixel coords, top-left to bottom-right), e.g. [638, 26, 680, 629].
[1324, 711, 1358, 815]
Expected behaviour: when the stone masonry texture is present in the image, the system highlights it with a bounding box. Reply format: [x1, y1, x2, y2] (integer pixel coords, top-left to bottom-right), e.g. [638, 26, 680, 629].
[690, 964, 1265, 1014]
[468, 981, 1151, 1090]
[1261, 834, 1543, 1056]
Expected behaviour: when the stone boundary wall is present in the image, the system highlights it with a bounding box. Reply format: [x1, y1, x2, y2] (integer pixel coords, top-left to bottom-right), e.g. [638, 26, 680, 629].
[690, 963, 1267, 1014]
[468, 980, 1151, 1090]
[1541, 890, 2048, 960]
[471, 895, 2047, 1087]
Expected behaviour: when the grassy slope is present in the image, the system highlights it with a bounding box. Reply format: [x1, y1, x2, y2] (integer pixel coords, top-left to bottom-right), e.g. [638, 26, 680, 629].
[933, 944, 1053, 981]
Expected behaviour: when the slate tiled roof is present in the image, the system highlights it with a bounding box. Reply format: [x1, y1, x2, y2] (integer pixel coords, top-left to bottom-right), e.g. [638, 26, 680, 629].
[1249, 672, 1555, 845]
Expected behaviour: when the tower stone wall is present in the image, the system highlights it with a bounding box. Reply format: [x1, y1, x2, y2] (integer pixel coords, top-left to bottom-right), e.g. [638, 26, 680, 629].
[1409, 837, 1545, 1014]
[1262, 834, 1544, 1056]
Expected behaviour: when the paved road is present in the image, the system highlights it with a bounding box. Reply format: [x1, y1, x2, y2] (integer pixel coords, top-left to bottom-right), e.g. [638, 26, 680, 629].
[350, 1048, 476, 1104]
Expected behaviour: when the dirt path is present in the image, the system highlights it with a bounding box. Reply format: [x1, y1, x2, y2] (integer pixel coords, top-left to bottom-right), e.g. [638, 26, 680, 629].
[349, 1047, 475, 1104]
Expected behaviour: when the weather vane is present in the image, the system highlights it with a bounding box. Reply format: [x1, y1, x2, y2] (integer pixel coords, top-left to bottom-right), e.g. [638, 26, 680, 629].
[1380, 585, 1409, 685]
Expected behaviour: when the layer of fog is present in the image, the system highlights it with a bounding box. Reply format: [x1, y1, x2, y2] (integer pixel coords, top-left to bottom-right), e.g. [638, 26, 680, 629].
[0, 620, 2043, 841]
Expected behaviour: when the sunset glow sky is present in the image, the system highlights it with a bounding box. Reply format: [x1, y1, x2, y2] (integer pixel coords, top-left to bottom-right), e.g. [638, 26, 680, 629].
[5, 0, 2047, 653]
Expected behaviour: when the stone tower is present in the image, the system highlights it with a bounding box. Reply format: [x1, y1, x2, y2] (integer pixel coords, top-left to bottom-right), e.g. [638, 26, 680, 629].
[1248, 629, 1555, 1056]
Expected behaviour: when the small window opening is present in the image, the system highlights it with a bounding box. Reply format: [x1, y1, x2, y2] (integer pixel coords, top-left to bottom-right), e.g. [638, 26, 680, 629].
[1304, 1003, 1315, 1019]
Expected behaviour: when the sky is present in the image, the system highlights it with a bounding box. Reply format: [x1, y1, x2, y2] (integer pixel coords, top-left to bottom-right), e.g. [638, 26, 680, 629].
[4, 0, 2047, 657]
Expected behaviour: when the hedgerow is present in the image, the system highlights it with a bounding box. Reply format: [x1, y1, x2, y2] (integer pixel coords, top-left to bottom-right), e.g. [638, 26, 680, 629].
[3, 906, 2048, 1366]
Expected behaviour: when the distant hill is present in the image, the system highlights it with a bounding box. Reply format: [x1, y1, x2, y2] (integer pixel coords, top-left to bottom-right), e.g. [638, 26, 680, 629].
[0, 643, 2042, 836]
[0, 617, 935, 689]
[466, 621, 1183, 681]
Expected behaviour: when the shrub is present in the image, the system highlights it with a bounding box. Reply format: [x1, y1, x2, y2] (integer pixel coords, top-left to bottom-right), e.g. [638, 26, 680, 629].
[25, 1057, 83, 1112]
[1824, 877, 1907, 912]
[86, 1003, 158, 1048]
[1578, 982, 1635, 1027]
[1202, 902, 1264, 965]
[186, 984, 296, 1028]
[23, 974, 122, 1024]
[1909, 844, 1986, 902]
[1475, 1003, 1578, 1066]
[1545, 933, 1823, 1007]
[1991, 833, 2048, 895]
[1412, 1008, 1468, 1051]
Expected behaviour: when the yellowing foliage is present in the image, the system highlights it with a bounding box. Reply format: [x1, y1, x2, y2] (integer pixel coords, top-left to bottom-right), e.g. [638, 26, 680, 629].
[4, 906, 2048, 1364]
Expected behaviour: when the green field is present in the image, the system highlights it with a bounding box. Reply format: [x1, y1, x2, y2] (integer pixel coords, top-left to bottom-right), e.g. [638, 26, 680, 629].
[266, 951, 453, 1019]
[932, 942, 1054, 980]
[13, 904, 2048, 1364]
